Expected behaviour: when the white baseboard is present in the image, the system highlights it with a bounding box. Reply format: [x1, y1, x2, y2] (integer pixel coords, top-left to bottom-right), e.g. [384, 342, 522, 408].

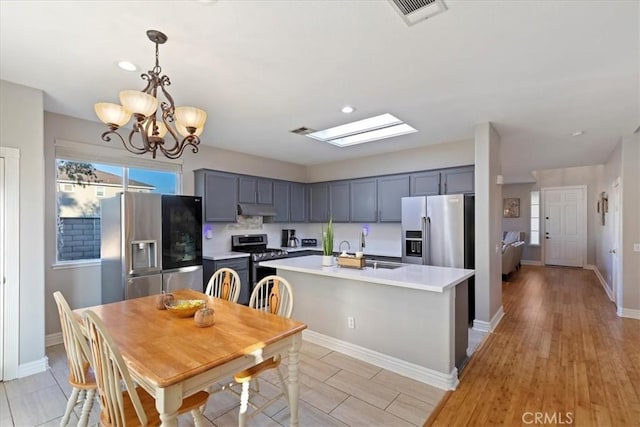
[618, 308, 640, 319]
[46, 332, 63, 347]
[587, 266, 614, 301]
[303, 330, 459, 391]
[521, 260, 543, 266]
[472, 306, 504, 333]
[18, 356, 49, 378]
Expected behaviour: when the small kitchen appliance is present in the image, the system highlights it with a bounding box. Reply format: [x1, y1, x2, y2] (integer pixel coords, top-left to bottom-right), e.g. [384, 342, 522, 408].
[300, 238, 318, 247]
[281, 229, 299, 248]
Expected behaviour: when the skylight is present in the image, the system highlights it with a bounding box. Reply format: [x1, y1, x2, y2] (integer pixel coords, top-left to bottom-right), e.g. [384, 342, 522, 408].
[307, 113, 417, 147]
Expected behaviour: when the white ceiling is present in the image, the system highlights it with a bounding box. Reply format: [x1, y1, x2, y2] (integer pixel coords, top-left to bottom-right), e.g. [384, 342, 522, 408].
[1, 1, 638, 182]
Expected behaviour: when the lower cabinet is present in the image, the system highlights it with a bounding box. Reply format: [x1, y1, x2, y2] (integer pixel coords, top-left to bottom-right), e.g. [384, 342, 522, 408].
[203, 257, 250, 305]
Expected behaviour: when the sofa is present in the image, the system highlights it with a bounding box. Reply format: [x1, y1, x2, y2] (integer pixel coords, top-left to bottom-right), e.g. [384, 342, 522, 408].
[502, 231, 525, 279]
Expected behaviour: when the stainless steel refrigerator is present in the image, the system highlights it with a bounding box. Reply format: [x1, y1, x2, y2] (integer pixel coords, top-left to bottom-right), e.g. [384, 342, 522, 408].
[401, 194, 475, 314]
[101, 192, 203, 304]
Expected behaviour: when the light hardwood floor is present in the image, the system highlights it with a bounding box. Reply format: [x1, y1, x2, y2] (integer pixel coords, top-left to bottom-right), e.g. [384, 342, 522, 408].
[1, 339, 446, 426]
[427, 265, 640, 426]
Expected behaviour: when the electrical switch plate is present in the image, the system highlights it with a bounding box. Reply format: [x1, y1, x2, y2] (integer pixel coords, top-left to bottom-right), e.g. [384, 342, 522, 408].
[347, 316, 355, 329]
[634, 243, 640, 252]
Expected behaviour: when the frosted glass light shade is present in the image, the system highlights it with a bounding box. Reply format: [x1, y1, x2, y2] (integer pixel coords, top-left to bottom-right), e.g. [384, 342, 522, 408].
[175, 106, 207, 129]
[176, 122, 204, 137]
[146, 120, 168, 138]
[94, 103, 131, 127]
[119, 90, 158, 117]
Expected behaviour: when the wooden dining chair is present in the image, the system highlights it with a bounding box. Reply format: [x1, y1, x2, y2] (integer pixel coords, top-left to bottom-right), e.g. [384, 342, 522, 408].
[53, 291, 97, 427]
[233, 275, 294, 426]
[204, 267, 242, 302]
[82, 310, 210, 427]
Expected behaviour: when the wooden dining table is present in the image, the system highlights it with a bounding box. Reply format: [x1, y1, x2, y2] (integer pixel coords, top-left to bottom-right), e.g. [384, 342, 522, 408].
[74, 288, 307, 427]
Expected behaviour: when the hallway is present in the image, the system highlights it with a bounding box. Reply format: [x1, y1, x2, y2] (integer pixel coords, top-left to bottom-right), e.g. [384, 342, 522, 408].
[427, 265, 640, 426]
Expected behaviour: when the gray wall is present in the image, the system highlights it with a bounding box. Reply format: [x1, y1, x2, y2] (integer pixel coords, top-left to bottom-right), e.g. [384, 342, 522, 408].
[1, 80, 45, 366]
[501, 183, 540, 262]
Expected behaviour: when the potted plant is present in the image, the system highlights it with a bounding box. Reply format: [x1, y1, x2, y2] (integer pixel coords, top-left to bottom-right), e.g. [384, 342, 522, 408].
[322, 218, 334, 266]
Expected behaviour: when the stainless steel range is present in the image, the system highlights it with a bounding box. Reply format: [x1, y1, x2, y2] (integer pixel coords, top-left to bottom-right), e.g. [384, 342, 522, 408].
[231, 234, 288, 296]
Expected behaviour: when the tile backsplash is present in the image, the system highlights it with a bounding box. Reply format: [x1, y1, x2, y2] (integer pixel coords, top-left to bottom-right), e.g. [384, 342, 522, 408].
[202, 220, 402, 257]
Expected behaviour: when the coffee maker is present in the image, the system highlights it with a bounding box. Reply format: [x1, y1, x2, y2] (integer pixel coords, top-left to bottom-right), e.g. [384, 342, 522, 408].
[281, 229, 299, 248]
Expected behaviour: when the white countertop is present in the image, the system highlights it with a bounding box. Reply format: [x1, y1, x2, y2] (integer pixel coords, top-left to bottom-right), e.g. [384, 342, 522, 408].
[261, 255, 474, 293]
[202, 252, 250, 261]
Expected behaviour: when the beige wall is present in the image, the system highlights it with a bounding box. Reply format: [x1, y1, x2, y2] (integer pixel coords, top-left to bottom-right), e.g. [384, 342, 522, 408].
[474, 122, 503, 327]
[1, 80, 45, 367]
[306, 139, 474, 182]
[501, 183, 540, 262]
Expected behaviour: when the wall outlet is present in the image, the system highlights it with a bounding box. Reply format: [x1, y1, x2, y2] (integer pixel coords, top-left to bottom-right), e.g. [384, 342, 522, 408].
[634, 243, 640, 252]
[347, 316, 355, 329]
[495, 243, 501, 253]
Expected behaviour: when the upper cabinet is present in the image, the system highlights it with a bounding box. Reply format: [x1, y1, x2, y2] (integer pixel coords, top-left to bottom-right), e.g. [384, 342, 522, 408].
[272, 180, 290, 223]
[308, 182, 329, 223]
[350, 178, 378, 223]
[377, 175, 409, 222]
[289, 182, 307, 222]
[329, 181, 350, 222]
[441, 166, 474, 194]
[238, 176, 273, 204]
[194, 170, 238, 222]
[410, 171, 440, 196]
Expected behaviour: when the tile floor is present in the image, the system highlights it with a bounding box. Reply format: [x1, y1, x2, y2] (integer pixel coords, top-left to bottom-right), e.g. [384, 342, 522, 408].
[1, 340, 454, 426]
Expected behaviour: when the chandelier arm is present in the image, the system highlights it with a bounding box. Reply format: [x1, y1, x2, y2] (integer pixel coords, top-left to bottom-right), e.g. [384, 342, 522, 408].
[157, 135, 200, 160]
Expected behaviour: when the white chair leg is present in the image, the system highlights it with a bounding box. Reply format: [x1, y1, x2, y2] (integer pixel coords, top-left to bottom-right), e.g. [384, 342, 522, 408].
[78, 389, 95, 427]
[190, 408, 205, 427]
[239, 381, 250, 427]
[60, 387, 80, 427]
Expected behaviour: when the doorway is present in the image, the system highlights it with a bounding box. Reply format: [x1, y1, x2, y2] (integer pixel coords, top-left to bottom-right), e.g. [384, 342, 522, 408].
[0, 147, 20, 381]
[542, 186, 587, 267]
[611, 178, 622, 308]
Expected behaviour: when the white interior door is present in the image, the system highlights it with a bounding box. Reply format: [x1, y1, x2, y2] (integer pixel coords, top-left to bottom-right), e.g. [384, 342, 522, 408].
[543, 187, 585, 267]
[611, 179, 621, 305]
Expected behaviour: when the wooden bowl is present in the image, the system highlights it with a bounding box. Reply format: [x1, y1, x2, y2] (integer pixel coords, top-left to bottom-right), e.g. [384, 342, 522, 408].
[164, 299, 206, 318]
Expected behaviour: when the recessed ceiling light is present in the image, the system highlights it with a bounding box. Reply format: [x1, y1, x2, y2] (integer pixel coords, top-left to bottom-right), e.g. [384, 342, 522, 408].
[341, 106, 355, 114]
[117, 61, 138, 72]
[307, 113, 417, 147]
[571, 130, 585, 137]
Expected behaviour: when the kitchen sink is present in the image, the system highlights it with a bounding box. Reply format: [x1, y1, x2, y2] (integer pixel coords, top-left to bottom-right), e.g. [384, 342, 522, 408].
[364, 260, 404, 270]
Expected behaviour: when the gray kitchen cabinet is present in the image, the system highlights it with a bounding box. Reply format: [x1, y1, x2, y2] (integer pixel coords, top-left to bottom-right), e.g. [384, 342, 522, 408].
[238, 176, 274, 204]
[272, 180, 290, 223]
[410, 171, 441, 196]
[329, 181, 350, 222]
[441, 166, 474, 194]
[377, 174, 410, 222]
[308, 182, 329, 222]
[289, 182, 307, 222]
[350, 178, 378, 222]
[194, 170, 238, 222]
[203, 257, 250, 305]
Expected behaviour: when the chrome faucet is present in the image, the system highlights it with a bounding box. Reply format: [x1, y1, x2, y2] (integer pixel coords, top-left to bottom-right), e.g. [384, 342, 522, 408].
[338, 240, 351, 253]
[359, 230, 366, 252]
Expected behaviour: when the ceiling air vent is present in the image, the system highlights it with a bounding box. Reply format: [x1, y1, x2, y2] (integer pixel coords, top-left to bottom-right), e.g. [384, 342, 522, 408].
[290, 126, 315, 135]
[387, 0, 448, 26]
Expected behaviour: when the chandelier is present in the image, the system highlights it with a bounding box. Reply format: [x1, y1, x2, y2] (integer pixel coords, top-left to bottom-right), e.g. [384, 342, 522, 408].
[94, 30, 207, 159]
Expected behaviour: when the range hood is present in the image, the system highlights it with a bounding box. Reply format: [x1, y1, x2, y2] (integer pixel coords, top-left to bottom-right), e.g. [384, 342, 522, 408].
[237, 203, 277, 217]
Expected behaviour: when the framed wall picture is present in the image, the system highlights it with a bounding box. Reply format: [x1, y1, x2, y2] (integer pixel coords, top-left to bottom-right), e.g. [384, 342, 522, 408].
[503, 198, 520, 218]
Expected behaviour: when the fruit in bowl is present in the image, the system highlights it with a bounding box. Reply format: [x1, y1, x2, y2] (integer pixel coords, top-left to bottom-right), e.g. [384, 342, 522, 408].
[164, 299, 206, 318]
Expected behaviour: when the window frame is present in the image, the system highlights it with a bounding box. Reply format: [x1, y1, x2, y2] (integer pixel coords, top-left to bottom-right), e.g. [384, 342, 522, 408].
[530, 190, 540, 246]
[53, 139, 183, 267]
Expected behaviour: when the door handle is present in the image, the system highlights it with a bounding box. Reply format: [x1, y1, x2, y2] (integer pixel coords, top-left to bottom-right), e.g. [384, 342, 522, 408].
[611, 249, 616, 254]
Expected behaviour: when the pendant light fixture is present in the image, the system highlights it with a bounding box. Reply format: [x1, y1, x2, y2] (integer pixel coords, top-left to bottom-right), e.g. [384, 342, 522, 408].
[95, 30, 207, 159]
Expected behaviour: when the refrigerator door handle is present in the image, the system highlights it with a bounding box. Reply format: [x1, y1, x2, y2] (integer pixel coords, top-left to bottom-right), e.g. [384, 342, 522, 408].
[422, 216, 430, 265]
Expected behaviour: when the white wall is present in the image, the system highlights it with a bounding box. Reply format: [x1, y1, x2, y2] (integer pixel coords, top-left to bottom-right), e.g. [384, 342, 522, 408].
[0, 80, 45, 367]
[474, 122, 503, 328]
[619, 135, 640, 312]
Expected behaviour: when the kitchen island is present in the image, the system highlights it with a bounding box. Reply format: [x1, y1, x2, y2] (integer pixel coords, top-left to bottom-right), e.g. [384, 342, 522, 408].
[261, 255, 474, 390]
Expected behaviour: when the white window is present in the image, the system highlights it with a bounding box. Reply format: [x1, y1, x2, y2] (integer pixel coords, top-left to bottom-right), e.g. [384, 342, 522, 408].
[61, 183, 75, 192]
[55, 155, 181, 263]
[530, 190, 540, 245]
